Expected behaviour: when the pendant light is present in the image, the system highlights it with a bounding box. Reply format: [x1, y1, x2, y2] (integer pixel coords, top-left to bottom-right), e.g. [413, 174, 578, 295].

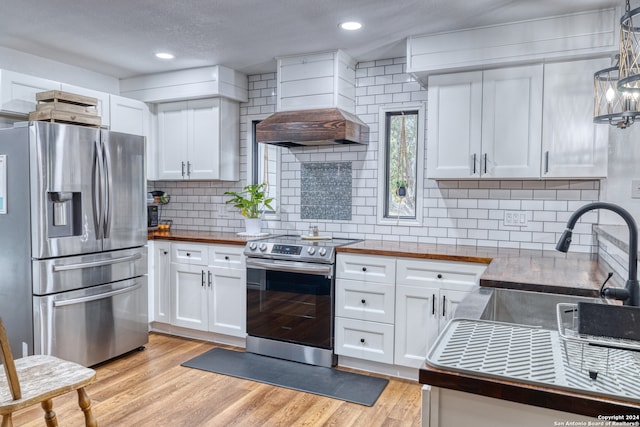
[594, 0, 640, 128]
[594, 55, 640, 128]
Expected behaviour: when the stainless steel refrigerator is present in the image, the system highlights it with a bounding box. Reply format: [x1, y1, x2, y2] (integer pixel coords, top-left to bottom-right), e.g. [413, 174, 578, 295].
[0, 121, 148, 367]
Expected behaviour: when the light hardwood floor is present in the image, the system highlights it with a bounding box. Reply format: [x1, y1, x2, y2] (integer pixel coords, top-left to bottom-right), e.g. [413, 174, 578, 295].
[12, 333, 422, 426]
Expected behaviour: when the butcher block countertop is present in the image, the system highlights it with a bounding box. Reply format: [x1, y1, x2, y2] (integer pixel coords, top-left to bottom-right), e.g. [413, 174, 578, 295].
[337, 239, 609, 297]
[148, 230, 252, 246]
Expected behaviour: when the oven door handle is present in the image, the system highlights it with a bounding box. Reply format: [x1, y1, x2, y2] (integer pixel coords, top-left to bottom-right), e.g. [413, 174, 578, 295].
[246, 258, 333, 277]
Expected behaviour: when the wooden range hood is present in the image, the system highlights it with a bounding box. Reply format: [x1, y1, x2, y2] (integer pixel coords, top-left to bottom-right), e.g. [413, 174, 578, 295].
[255, 108, 369, 147]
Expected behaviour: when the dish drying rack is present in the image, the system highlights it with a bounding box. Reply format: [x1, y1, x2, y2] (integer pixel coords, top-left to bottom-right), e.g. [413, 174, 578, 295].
[556, 303, 640, 378]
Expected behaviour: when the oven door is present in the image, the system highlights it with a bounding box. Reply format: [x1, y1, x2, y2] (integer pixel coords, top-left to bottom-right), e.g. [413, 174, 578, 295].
[246, 258, 334, 349]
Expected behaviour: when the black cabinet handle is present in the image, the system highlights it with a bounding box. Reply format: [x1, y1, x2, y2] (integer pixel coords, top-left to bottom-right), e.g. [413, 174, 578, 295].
[362, 267, 367, 272]
[163, 250, 168, 255]
[225, 256, 230, 260]
[201, 270, 205, 287]
[432, 294, 436, 315]
[208, 271, 212, 287]
[361, 299, 366, 304]
[186, 252, 191, 257]
[442, 295, 446, 317]
[360, 338, 365, 344]
[437, 274, 443, 279]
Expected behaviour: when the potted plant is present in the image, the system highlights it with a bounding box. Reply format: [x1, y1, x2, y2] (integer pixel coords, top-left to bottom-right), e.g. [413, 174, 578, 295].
[396, 180, 407, 197]
[224, 183, 274, 234]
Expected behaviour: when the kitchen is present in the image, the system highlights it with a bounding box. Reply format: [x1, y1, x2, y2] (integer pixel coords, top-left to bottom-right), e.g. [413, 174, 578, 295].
[1, 0, 640, 425]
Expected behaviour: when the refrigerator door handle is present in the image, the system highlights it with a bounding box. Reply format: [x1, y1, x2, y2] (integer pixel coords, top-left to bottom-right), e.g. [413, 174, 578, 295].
[93, 140, 105, 239]
[102, 140, 113, 238]
[52, 282, 142, 307]
[52, 252, 143, 272]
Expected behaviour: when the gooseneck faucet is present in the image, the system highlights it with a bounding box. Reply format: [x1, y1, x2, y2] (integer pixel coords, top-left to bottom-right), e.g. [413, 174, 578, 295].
[556, 202, 639, 307]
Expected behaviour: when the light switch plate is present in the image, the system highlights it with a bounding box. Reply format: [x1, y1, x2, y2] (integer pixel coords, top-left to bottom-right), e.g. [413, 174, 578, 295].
[504, 211, 527, 227]
[632, 180, 640, 199]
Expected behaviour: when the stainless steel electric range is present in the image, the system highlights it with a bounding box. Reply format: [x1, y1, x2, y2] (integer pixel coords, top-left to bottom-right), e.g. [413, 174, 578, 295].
[244, 235, 360, 367]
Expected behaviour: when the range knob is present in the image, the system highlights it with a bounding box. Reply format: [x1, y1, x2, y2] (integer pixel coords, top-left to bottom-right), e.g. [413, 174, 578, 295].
[318, 248, 327, 256]
[307, 247, 316, 255]
[249, 242, 257, 251]
[259, 243, 268, 252]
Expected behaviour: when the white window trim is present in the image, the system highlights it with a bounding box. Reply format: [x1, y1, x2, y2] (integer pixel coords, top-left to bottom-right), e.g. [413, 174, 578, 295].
[376, 102, 425, 227]
[246, 113, 281, 220]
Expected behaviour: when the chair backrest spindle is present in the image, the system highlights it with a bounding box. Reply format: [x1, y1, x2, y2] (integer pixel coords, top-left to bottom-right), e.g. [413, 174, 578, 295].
[0, 317, 22, 400]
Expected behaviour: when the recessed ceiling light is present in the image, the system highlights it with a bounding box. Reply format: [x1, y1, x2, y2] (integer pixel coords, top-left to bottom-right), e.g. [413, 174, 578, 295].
[339, 21, 362, 31]
[155, 52, 175, 60]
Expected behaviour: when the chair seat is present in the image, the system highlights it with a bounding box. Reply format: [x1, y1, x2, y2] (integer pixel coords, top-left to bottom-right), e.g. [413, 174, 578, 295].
[0, 355, 96, 414]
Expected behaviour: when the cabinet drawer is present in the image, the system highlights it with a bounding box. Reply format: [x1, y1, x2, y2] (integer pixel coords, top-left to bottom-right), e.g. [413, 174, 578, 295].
[336, 254, 395, 284]
[396, 259, 486, 290]
[209, 245, 245, 269]
[171, 243, 207, 265]
[335, 279, 395, 323]
[335, 317, 394, 364]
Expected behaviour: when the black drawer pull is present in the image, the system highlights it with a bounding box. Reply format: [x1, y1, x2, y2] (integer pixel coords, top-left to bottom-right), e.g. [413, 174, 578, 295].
[186, 252, 191, 257]
[361, 299, 366, 304]
[163, 250, 168, 255]
[360, 338, 365, 344]
[437, 274, 443, 279]
[224, 256, 230, 260]
[362, 267, 367, 272]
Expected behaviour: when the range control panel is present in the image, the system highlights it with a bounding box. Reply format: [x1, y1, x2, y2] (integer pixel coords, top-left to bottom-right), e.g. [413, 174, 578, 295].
[244, 241, 333, 263]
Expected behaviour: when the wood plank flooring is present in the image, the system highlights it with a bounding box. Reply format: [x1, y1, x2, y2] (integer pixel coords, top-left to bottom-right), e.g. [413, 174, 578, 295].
[11, 333, 422, 426]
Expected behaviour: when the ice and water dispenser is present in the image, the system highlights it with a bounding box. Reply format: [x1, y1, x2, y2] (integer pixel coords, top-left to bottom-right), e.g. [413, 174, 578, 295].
[47, 191, 81, 237]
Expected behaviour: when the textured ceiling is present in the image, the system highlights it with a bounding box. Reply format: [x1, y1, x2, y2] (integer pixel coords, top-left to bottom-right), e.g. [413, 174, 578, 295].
[0, 0, 622, 78]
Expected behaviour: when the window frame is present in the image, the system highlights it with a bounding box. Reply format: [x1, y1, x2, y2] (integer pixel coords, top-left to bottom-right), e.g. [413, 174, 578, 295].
[246, 114, 281, 220]
[376, 103, 425, 226]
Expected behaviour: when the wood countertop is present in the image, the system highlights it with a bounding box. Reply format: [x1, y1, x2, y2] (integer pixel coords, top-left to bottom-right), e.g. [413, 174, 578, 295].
[148, 230, 255, 246]
[337, 239, 609, 297]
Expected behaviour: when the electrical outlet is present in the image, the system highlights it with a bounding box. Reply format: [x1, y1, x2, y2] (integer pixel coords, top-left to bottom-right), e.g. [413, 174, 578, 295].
[632, 180, 640, 199]
[504, 211, 527, 227]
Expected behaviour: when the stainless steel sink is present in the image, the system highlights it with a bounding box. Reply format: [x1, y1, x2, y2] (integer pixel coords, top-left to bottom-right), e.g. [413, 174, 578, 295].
[478, 288, 603, 330]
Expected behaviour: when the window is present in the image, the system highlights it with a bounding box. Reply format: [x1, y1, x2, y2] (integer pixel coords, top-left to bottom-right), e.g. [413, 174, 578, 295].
[251, 119, 279, 215]
[385, 110, 418, 219]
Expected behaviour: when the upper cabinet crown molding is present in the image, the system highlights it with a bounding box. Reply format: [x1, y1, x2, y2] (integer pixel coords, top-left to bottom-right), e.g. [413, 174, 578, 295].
[407, 8, 618, 85]
[119, 65, 248, 103]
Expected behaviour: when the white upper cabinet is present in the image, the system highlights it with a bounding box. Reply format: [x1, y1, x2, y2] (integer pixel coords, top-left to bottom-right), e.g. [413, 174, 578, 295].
[0, 70, 60, 115]
[156, 98, 239, 181]
[60, 83, 111, 127]
[427, 64, 543, 179]
[542, 58, 609, 178]
[110, 94, 150, 136]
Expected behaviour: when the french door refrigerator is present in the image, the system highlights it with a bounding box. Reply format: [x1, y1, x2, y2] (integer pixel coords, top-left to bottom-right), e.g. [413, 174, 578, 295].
[0, 121, 148, 366]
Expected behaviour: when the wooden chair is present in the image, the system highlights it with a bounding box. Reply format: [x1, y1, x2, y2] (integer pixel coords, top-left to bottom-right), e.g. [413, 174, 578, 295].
[0, 317, 97, 427]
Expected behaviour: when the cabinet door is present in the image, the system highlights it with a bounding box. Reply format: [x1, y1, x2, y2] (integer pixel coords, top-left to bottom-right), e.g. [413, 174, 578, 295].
[209, 267, 246, 337]
[439, 288, 472, 329]
[60, 83, 110, 127]
[170, 263, 208, 331]
[110, 94, 149, 136]
[188, 98, 220, 179]
[157, 101, 189, 179]
[0, 70, 60, 115]
[426, 71, 483, 179]
[481, 65, 543, 178]
[153, 241, 171, 323]
[542, 58, 609, 178]
[395, 284, 439, 368]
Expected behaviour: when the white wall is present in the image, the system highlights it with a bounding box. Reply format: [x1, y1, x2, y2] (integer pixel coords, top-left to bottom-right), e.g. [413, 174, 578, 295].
[600, 125, 640, 225]
[0, 46, 119, 93]
[152, 57, 601, 253]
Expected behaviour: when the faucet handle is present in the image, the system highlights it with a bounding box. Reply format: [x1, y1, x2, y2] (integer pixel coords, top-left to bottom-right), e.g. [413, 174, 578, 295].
[599, 272, 614, 297]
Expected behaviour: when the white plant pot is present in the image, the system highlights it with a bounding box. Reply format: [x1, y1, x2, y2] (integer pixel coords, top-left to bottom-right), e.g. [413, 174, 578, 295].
[244, 218, 262, 235]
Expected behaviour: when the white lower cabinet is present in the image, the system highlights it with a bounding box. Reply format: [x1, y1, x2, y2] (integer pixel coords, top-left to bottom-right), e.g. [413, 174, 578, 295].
[152, 241, 171, 324]
[165, 242, 246, 337]
[335, 253, 487, 371]
[335, 317, 395, 364]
